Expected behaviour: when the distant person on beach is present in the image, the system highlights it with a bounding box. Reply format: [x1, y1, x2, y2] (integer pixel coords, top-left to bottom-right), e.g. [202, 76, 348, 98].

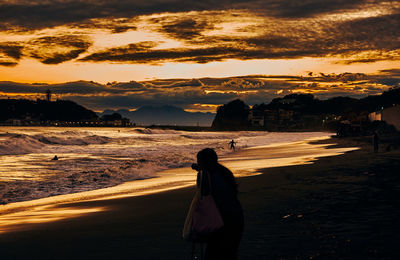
[229, 139, 237, 150]
[51, 155, 58, 161]
[192, 148, 244, 259]
[373, 132, 379, 153]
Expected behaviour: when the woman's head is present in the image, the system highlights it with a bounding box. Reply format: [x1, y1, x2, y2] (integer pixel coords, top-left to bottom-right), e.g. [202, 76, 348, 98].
[197, 148, 218, 170]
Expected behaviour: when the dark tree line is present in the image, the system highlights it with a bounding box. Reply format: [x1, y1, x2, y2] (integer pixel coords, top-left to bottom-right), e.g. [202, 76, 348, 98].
[0, 99, 98, 122]
[212, 87, 400, 130]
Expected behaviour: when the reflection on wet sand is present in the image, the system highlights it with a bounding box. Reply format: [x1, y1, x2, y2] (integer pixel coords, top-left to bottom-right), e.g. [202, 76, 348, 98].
[0, 136, 358, 233]
[222, 137, 359, 174]
[0, 205, 105, 233]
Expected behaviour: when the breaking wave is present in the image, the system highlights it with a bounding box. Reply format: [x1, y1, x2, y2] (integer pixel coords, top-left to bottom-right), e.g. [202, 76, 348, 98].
[0, 132, 111, 155]
[0, 127, 330, 204]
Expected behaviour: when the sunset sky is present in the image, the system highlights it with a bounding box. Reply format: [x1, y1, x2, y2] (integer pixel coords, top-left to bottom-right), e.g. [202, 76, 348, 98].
[0, 0, 399, 112]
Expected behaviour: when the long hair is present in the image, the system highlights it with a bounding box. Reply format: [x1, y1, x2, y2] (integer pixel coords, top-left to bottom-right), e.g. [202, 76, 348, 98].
[197, 148, 218, 167]
[197, 148, 238, 194]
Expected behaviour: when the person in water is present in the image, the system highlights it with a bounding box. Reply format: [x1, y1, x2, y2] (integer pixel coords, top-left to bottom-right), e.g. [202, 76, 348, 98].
[229, 139, 236, 150]
[193, 148, 244, 260]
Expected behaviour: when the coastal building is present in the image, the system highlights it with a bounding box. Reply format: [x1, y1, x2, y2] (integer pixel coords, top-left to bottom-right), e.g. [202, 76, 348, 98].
[368, 105, 400, 131]
[7, 119, 22, 126]
[264, 109, 278, 122]
[277, 109, 294, 123]
[249, 109, 297, 128]
[248, 109, 264, 127]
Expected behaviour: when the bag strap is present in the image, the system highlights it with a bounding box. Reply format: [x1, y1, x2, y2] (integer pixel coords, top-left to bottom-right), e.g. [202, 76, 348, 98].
[199, 170, 212, 199]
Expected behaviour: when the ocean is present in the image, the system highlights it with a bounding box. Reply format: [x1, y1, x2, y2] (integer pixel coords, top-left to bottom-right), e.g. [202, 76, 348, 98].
[0, 127, 331, 204]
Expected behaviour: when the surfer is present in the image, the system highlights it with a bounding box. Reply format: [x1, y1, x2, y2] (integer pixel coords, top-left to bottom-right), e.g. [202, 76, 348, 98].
[51, 155, 58, 161]
[229, 139, 236, 150]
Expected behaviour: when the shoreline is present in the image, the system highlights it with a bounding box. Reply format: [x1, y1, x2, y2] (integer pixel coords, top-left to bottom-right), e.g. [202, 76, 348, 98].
[0, 128, 331, 204]
[0, 135, 353, 229]
[0, 132, 334, 206]
[0, 136, 399, 259]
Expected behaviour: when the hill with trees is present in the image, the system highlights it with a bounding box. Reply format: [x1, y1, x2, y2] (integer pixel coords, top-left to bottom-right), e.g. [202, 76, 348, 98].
[211, 99, 250, 130]
[211, 87, 400, 131]
[0, 99, 98, 124]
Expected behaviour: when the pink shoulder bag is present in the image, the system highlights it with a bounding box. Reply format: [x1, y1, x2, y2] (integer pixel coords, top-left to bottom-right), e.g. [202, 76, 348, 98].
[183, 171, 224, 242]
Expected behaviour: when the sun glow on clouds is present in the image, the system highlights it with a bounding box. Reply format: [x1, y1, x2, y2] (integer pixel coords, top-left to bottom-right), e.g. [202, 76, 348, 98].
[322, 1, 399, 21]
[0, 0, 399, 112]
[0, 5, 399, 80]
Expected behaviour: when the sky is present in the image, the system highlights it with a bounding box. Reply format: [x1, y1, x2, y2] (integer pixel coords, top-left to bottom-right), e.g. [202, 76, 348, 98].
[0, 0, 399, 112]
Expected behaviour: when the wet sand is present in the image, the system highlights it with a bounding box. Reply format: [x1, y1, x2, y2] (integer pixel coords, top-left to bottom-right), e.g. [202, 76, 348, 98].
[0, 136, 354, 233]
[0, 136, 399, 259]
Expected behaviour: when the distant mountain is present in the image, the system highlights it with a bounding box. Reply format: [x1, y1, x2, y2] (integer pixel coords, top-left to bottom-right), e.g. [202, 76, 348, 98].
[100, 105, 215, 126]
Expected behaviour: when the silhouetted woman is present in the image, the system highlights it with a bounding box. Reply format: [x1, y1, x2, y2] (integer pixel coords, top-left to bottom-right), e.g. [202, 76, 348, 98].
[194, 148, 244, 260]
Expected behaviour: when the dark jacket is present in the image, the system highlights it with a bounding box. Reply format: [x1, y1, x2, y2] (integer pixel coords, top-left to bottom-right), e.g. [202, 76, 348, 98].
[197, 164, 243, 220]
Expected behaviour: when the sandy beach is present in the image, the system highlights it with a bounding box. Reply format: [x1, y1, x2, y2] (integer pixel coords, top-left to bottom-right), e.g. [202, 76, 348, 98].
[0, 135, 399, 259]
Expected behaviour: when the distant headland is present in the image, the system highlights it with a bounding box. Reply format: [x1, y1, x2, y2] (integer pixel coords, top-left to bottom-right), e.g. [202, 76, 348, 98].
[212, 87, 400, 135]
[0, 98, 106, 127]
[1, 87, 399, 134]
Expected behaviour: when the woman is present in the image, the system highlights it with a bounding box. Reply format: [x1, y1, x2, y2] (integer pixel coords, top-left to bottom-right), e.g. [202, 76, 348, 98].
[194, 148, 244, 260]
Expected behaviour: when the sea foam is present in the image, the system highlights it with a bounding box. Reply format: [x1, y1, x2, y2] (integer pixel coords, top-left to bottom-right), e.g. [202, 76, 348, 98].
[0, 127, 329, 204]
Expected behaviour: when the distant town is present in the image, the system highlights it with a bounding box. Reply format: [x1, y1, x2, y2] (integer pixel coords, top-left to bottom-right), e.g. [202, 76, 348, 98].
[1, 88, 399, 136]
[212, 87, 400, 136]
[0, 90, 129, 127]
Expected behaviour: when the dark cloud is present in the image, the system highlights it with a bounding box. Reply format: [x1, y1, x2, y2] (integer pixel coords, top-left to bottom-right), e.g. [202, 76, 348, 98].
[1, 71, 395, 111]
[0, 61, 18, 67]
[241, 12, 400, 62]
[376, 78, 400, 86]
[1, 35, 92, 66]
[303, 73, 369, 83]
[107, 81, 146, 90]
[0, 35, 92, 66]
[111, 25, 137, 33]
[25, 35, 92, 64]
[28, 35, 92, 50]
[151, 16, 215, 42]
[379, 69, 400, 76]
[171, 79, 204, 87]
[0, 1, 398, 65]
[0, 42, 23, 59]
[150, 79, 204, 88]
[0, 0, 233, 31]
[0, 80, 146, 95]
[0, 0, 388, 32]
[0, 42, 23, 67]
[30, 49, 84, 64]
[80, 43, 267, 64]
[246, 0, 367, 18]
[221, 78, 265, 90]
[75, 9, 400, 65]
[70, 18, 138, 34]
